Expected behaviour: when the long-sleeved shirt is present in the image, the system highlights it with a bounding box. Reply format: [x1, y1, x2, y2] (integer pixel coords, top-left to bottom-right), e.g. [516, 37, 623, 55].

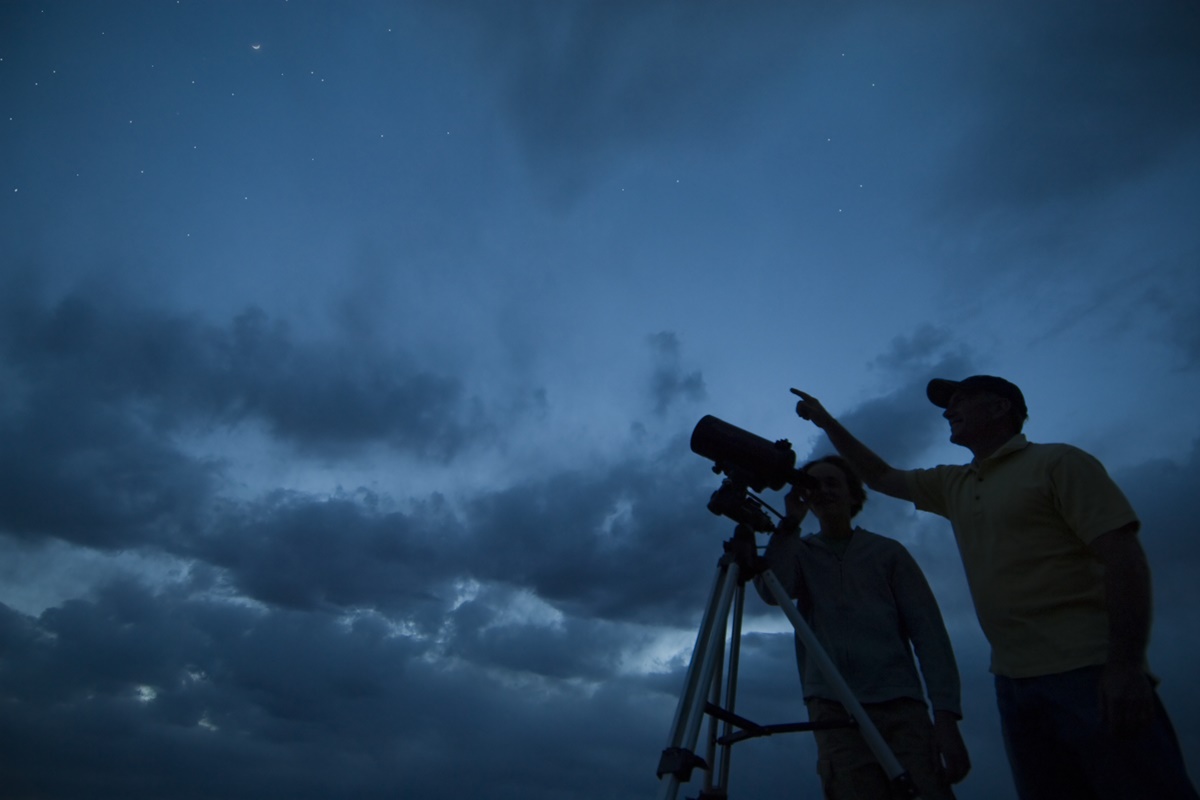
[756, 527, 962, 716]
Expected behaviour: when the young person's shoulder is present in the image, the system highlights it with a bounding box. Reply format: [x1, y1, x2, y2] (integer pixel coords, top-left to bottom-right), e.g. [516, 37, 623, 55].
[850, 528, 910, 555]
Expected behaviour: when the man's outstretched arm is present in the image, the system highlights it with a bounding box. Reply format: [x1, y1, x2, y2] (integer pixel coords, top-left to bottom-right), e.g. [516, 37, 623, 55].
[790, 389, 914, 501]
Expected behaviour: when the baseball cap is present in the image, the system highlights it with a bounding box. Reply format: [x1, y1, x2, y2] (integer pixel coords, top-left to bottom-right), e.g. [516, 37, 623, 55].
[926, 375, 1028, 421]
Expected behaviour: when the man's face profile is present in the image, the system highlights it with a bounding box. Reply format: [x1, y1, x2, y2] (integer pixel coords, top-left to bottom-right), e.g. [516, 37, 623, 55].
[942, 390, 1010, 446]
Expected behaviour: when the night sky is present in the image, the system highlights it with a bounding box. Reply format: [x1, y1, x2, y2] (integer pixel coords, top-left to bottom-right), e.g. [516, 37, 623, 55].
[2, 2, 1198, 798]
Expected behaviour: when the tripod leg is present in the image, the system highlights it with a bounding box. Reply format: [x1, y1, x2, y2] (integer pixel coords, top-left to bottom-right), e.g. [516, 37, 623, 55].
[758, 568, 922, 800]
[711, 578, 746, 795]
[702, 613, 725, 799]
[657, 559, 742, 800]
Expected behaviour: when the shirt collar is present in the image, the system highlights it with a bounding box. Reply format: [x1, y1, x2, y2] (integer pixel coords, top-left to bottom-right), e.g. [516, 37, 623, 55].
[811, 525, 863, 548]
[968, 433, 1029, 472]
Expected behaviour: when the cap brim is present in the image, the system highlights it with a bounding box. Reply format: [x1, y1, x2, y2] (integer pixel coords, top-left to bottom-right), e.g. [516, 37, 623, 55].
[926, 379, 960, 408]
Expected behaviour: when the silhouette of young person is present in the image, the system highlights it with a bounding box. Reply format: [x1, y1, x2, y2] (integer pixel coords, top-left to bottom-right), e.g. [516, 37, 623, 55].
[755, 454, 970, 800]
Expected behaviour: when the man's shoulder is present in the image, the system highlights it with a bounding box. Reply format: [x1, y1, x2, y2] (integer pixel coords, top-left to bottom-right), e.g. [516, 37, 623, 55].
[1017, 440, 1103, 466]
[1022, 440, 1084, 454]
[909, 461, 971, 480]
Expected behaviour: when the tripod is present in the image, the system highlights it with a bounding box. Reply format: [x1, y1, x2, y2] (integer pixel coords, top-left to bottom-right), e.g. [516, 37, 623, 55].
[655, 523, 921, 800]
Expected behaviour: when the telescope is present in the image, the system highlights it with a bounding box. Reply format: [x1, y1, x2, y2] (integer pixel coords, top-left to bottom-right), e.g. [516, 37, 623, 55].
[690, 415, 816, 530]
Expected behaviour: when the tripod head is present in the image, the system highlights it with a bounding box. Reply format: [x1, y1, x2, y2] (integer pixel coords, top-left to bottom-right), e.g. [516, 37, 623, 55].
[706, 478, 776, 533]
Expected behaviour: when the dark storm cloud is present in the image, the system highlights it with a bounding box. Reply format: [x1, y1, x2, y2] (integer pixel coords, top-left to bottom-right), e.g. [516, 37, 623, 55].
[145, 432, 726, 632]
[0, 583, 430, 800]
[192, 489, 465, 622]
[0, 576, 675, 800]
[462, 446, 727, 626]
[938, 1, 1200, 214]
[647, 331, 706, 416]
[445, 586, 635, 681]
[7, 402, 729, 698]
[0, 277, 482, 457]
[0, 267, 737, 697]
[0, 360, 216, 549]
[0, 272, 494, 546]
[166, 428, 812, 695]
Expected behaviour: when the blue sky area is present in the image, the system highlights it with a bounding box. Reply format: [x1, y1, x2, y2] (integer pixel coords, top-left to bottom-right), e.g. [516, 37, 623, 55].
[1, 2, 1198, 798]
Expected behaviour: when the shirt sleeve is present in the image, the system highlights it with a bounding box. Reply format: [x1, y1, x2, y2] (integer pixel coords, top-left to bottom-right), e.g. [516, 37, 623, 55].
[891, 545, 962, 716]
[755, 532, 807, 609]
[905, 466, 951, 518]
[1048, 446, 1140, 544]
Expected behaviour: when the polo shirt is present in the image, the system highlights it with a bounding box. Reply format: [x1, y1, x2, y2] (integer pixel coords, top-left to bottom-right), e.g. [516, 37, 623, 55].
[905, 435, 1140, 678]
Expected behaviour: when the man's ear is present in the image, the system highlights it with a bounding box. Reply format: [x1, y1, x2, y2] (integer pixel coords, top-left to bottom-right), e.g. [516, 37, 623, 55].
[988, 396, 1012, 421]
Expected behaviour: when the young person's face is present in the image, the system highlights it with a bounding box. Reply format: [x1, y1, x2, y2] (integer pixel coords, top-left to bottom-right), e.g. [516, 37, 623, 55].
[803, 462, 854, 521]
